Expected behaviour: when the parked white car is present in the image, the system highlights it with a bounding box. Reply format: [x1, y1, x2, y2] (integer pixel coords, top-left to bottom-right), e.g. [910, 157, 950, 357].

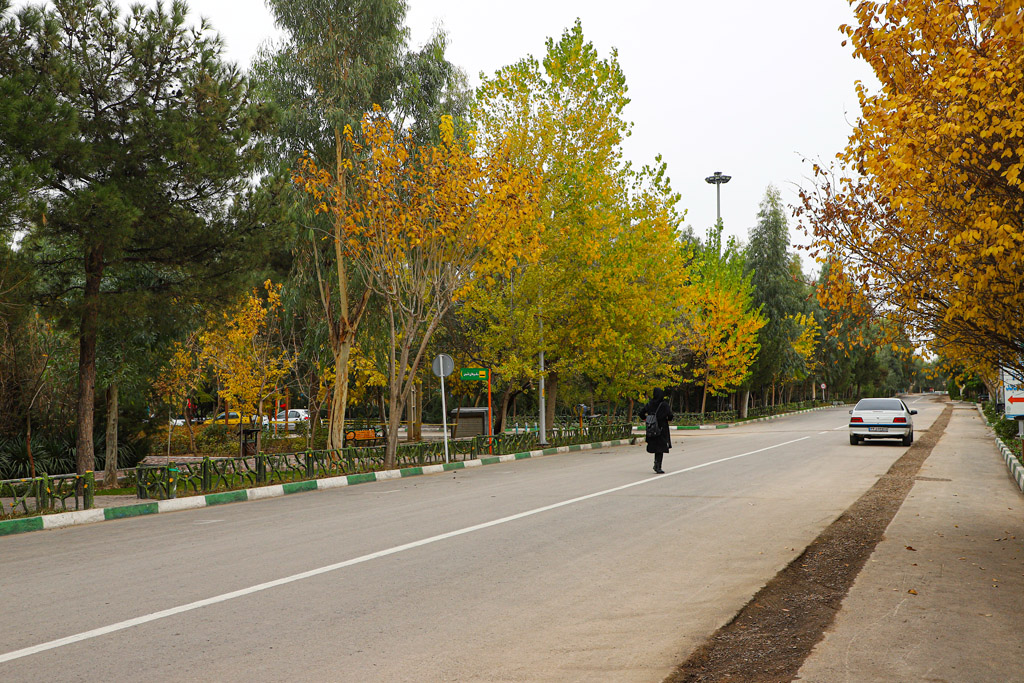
[271, 409, 311, 431]
[849, 397, 917, 446]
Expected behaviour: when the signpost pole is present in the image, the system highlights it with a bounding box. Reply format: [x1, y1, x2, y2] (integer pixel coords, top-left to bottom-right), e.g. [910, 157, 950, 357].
[433, 354, 455, 464]
[487, 369, 493, 453]
[441, 373, 450, 464]
[538, 317, 547, 446]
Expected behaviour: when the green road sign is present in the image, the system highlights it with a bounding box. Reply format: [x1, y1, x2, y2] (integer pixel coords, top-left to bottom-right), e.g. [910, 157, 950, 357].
[460, 368, 488, 381]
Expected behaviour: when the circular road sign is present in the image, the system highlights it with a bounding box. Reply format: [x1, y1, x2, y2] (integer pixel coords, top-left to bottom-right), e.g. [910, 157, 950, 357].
[432, 353, 455, 378]
[820, 383, 826, 389]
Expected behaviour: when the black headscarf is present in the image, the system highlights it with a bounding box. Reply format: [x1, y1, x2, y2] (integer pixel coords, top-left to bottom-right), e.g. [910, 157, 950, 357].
[646, 387, 666, 414]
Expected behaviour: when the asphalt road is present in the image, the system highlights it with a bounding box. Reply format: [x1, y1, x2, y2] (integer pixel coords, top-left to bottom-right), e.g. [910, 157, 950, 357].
[0, 397, 944, 682]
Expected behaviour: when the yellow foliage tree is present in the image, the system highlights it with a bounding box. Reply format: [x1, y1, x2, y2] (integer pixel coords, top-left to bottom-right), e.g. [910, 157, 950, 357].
[471, 21, 689, 423]
[681, 280, 766, 414]
[785, 312, 821, 386]
[295, 112, 540, 467]
[201, 281, 292, 448]
[800, 1, 1024, 373]
[153, 333, 203, 456]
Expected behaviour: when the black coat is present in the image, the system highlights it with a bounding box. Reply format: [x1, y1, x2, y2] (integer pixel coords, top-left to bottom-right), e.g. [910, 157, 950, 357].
[639, 398, 673, 454]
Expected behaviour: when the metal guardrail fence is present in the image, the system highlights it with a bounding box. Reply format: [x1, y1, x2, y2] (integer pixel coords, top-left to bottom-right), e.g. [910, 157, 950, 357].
[136, 423, 634, 500]
[0, 471, 95, 519]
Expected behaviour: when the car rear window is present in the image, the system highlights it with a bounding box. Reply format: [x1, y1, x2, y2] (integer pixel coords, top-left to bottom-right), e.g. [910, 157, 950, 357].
[856, 398, 903, 411]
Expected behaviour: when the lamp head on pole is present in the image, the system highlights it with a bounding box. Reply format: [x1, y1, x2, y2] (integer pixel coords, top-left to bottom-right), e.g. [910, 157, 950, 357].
[705, 171, 732, 186]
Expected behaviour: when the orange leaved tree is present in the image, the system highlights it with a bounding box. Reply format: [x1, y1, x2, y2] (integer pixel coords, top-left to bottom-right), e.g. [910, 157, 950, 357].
[295, 113, 539, 467]
[800, 1, 1024, 372]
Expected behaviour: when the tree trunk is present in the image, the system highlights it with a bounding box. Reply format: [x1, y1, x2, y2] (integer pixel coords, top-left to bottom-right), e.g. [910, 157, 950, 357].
[26, 413, 35, 479]
[496, 385, 514, 435]
[327, 339, 353, 450]
[544, 371, 558, 430]
[184, 398, 197, 454]
[627, 397, 634, 423]
[740, 389, 750, 419]
[385, 383, 404, 469]
[307, 394, 320, 450]
[405, 384, 415, 442]
[103, 383, 119, 488]
[700, 370, 710, 415]
[382, 310, 444, 470]
[213, 381, 222, 425]
[75, 244, 103, 480]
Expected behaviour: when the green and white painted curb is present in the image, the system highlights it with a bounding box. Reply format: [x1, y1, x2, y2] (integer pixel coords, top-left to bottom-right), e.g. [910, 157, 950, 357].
[632, 404, 843, 434]
[976, 404, 1024, 495]
[0, 438, 636, 538]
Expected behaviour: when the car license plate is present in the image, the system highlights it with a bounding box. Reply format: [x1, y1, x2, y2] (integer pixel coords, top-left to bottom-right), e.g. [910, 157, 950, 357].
[868, 426, 887, 432]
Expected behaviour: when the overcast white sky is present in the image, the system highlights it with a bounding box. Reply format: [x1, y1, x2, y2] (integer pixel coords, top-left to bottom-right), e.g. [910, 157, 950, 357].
[119, 0, 878, 260]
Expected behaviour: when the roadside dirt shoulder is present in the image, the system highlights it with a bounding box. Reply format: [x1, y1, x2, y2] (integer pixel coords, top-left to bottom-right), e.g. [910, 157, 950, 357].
[666, 400, 953, 683]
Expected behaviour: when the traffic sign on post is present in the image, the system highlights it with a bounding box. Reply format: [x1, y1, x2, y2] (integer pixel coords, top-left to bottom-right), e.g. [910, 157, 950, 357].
[460, 368, 488, 381]
[459, 368, 492, 438]
[432, 354, 454, 378]
[1002, 368, 1024, 418]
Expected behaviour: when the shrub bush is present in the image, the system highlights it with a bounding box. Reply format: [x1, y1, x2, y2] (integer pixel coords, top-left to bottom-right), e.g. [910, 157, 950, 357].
[993, 416, 1019, 443]
[195, 424, 237, 456]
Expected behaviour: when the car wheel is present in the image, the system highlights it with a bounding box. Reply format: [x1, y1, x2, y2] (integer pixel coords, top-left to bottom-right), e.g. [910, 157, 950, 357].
[902, 431, 913, 446]
[849, 434, 859, 445]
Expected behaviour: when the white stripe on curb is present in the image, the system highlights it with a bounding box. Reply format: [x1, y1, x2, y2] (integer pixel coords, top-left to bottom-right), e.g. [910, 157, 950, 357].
[247, 485, 284, 500]
[316, 476, 350, 490]
[158, 497, 207, 513]
[42, 509, 105, 530]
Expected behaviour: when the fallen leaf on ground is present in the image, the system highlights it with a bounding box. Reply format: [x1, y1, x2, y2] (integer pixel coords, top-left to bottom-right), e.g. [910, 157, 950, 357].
[908, 589, 918, 595]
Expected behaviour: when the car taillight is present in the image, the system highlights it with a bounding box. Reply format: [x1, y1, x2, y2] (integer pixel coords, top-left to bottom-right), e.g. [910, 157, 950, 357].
[851, 417, 863, 423]
[893, 417, 906, 423]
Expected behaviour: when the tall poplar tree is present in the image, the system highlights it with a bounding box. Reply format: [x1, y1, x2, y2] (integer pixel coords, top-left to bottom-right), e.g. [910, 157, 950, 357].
[252, 0, 468, 447]
[473, 21, 686, 424]
[745, 186, 802, 405]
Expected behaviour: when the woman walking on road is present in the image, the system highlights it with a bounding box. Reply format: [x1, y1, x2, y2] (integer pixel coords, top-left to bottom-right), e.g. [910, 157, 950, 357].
[639, 387, 673, 473]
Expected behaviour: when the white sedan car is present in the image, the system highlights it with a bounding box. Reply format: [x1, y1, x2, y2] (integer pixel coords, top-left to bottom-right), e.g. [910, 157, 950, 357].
[271, 409, 311, 431]
[849, 397, 917, 446]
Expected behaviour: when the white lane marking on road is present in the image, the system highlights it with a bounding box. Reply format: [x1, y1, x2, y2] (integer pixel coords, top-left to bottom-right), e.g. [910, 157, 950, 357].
[0, 435, 811, 664]
[833, 425, 847, 431]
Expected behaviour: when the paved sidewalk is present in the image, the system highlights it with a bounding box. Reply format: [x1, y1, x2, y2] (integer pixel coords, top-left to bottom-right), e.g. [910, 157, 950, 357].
[797, 403, 1024, 682]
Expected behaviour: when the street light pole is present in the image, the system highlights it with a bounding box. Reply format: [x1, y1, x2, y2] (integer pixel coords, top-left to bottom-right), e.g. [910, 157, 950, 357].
[538, 312, 547, 446]
[704, 171, 732, 223]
